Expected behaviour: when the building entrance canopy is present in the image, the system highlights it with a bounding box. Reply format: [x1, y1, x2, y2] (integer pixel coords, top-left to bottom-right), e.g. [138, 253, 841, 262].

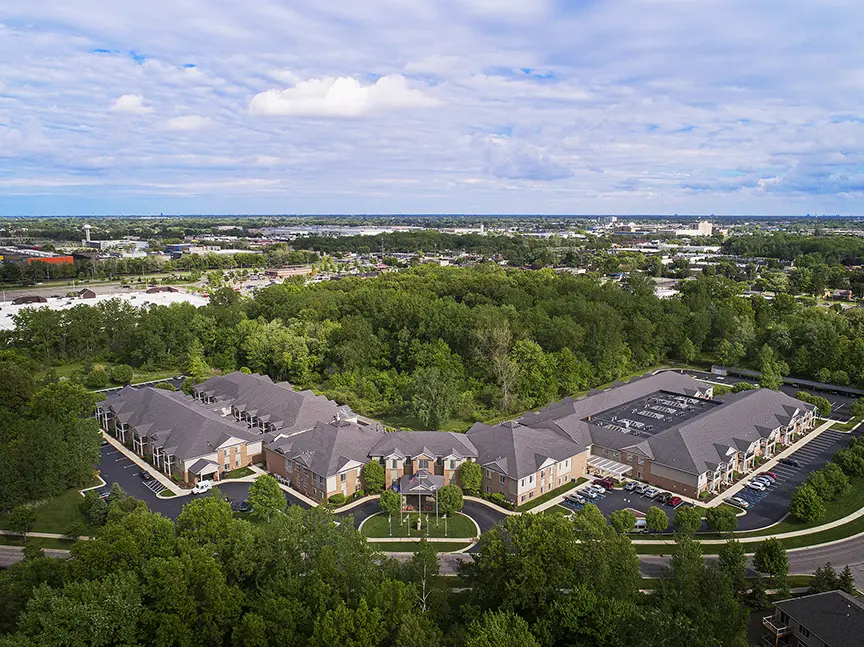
[587, 455, 633, 479]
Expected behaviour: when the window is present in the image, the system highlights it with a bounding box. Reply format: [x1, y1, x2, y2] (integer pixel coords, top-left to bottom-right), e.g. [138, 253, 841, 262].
[638, 458, 645, 465]
[529, 474, 534, 484]
[528, 492, 534, 499]
[224, 462, 230, 470]
[540, 486, 545, 494]
[485, 486, 490, 493]
[340, 473, 346, 482]
[521, 495, 526, 502]
[499, 475, 506, 485]
[391, 459, 398, 469]
[419, 459, 429, 469]
[520, 478, 525, 487]
[798, 625, 811, 639]
[486, 469, 492, 479]
[449, 460, 457, 470]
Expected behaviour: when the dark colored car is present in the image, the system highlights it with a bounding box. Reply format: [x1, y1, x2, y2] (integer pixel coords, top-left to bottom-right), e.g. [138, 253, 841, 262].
[666, 496, 682, 507]
[238, 500, 252, 513]
[98, 488, 111, 500]
[592, 478, 615, 490]
[656, 492, 672, 503]
[138, 471, 152, 481]
[780, 458, 800, 467]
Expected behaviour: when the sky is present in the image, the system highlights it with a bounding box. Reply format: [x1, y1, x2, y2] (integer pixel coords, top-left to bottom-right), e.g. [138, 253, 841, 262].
[1, 1, 863, 216]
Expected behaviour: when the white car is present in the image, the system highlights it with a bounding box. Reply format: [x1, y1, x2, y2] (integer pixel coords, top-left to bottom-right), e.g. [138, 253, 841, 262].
[728, 496, 750, 509]
[644, 488, 659, 498]
[586, 484, 606, 494]
[583, 489, 600, 500]
[747, 481, 767, 492]
[192, 480, 213, 494]
[752, 477, 773, 487]
[623, 481, 638, 491]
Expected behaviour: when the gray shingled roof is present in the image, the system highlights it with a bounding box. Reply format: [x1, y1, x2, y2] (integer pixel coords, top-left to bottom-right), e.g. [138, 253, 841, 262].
[466, 420, 585, 480]
[370, 431, 478, 460]
[774, 591, 864, 647]
[104, 387, 258, 462]
[267, 420, 384, 477]
[195, 372, 343, 435]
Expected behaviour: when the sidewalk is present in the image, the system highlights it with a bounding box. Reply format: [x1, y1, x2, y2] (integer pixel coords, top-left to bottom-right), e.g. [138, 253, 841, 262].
[365, 537, 475, 543]
[101, 432, 185, 496]
[0, 529, 88, 540]
[703, 418, 835, 508]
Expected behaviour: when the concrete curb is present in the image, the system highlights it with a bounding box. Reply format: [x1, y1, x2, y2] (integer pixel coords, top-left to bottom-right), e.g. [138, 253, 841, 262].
[101, 432, 185, 496]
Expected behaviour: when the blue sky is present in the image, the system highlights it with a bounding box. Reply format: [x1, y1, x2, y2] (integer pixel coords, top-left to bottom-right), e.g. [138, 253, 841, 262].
[0, 1, 863, 215]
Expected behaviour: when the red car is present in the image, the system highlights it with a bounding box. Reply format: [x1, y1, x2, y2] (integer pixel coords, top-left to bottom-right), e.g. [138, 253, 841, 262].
[666, 496, 682, 507]
[760, 471, 777, 480]
[592, 478, 614, 490]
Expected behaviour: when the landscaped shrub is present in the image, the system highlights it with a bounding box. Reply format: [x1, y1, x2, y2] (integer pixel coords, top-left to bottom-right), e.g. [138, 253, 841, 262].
[84, 369, 109, 389]
[328, 493, 346, 506]
[789, 483, 825, 523]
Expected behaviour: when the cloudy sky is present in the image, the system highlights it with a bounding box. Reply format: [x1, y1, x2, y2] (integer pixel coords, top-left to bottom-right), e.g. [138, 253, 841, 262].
[1, 1, 862, 215]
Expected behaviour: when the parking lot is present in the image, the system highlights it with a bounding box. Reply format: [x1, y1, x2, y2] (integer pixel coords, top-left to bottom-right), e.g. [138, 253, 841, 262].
[561, 485, 681, 531]
[97, 445, 308, 519]
[730, 429, 853, 530]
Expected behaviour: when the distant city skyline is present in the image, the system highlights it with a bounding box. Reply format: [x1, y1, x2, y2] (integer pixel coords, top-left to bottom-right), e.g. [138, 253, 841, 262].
[1, 2, 862, 216]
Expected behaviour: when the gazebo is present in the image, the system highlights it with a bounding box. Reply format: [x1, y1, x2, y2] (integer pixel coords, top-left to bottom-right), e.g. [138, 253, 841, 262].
[397, 469, 443, 513]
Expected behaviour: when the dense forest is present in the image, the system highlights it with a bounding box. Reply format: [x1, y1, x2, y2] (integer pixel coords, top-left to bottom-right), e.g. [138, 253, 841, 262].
[0, 494, 756, 647]
[6, 266, 864, 430]
[723, 233, 864, 265]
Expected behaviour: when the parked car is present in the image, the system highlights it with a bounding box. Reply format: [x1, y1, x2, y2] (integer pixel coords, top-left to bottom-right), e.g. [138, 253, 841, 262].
[237, 500, 252, 513]
[666, 496, 683, 507]
[101, 438, 109, 446]
[633, 519, 649, 533]
[752, 476, 773, 487]
[586, 484, 606, 494]
[623, 481, 638, 491]
[760, 471, 778, 480]
[583, 489, 600, 500]
[593, 478, 615, 490]
[192, 480, 214, 494]
[567, 493, 585, 505]
[138, 471, 152, 481]
[747, 481, 767, 492]
[644, 488, 659, 498]
[780, 458, 801, 467]
[635, 484, 650, 494]
[656, 492, 672, 503]
[728, 496, 750, 509]
[98, 488, 111, 500]
[756, 473, 776, 483]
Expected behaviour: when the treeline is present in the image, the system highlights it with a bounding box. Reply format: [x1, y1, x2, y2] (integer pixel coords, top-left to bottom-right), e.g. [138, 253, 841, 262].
[0, 352, 102, 511]
[0, 496, 758, 647]
[723, 233, 864, 265]
[6, 266, 864, 428]
[291, 231, 567, 267]
[0, 245, 317, 284]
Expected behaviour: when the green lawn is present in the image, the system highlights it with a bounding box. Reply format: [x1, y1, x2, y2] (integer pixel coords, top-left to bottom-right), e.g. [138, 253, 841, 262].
[831, 417, 861, 432]
[377, 413, 472, 433]
[39, 362, 186, 386]
[0, 488, 95, 535]
[367, 541, 472, 553]
[639, 575, 813, 590]
[0, 535, 77, 551]
[517, 478, 585, 512]
[222, 467, 254, 479]
[542, 505, 574, 516]
[361, 512, 477, 539]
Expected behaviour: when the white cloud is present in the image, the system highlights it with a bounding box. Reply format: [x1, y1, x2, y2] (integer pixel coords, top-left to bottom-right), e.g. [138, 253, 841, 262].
[249, 74, 439, 118]
[479, 136, 572, 181]
[163, 115, 213, 131]
[108, 93, 153, 114]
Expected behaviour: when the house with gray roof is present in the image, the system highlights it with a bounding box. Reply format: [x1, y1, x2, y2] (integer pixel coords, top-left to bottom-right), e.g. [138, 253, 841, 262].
[765, 590, 864, 647]
[97, 386, 264, 485]
[369, 431, 478, 491]
[265, 420, 384, 501]
[466, 421, 588, 505]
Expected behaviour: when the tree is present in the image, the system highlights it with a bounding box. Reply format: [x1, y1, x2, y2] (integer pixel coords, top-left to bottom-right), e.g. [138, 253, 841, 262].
[678, 337, 697, 364]
[758, 344, 785, 390]
[851, 397, 864, 419]
[789, 483, 825, 523]
[645, 506, 668, 534]
[185, 339, 211, 383]
[834, 447, 864, 477]
[732, 381, 757, 393]
[9, 506, 37, 538]
[79, 489, 109, 527]
[753, 537, 789, 595]
[84, 368, 109, 389]
[410, 365, 458, 429]
[459, 461, 482, 493]
[246, 475, 285, 522]
[839, 565, 856, 595]
[807, 562, 839, 594]
[437, 484, 463, 515]
[108, 364, 134, 385]
[673, 505, 703, 535]
[718, 539, 748, 596]
[747, 575, 769, 609]
[379, 489, 401, 516]
[464, 611, 540, 647]
[705, 505, 738, 534]
[362, 460, 385, 493]
[405, 538, 440, 613]
[716, 339, 745, 368]
[609, 509, 636, 534]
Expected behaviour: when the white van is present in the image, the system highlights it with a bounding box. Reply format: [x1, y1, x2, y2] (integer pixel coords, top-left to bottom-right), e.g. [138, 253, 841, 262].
[633, 519, 648, 533]
[192, 480, 213, 494]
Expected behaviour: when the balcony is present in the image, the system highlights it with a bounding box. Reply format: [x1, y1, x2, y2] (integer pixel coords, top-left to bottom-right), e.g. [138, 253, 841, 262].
[762, 616, 790, 637]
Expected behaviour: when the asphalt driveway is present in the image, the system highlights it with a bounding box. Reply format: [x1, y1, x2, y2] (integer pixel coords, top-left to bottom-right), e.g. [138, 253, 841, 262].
[97, 445, 308, 519]
[336, 498, 508, 533]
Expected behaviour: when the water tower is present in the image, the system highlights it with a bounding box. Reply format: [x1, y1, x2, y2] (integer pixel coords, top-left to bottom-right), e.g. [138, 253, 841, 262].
[83, 224, 91, 242]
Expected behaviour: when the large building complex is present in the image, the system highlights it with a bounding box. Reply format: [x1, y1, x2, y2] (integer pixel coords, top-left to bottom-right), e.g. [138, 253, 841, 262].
[763, 590, 864, 647]
[96, 370, 815, 502]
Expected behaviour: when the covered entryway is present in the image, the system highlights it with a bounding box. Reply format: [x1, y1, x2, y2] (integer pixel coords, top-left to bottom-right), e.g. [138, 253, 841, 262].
[587, 455, 633, 481]
[398, 469, 443, 513]
[188, 459, 220, 484]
